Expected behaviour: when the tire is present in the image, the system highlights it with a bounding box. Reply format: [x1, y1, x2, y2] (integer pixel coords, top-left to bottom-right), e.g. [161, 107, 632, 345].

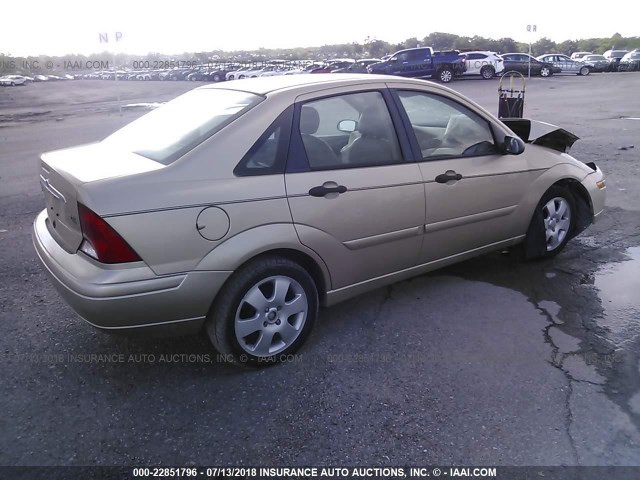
[238, 75, 245, 79]
[480, 65, 495, 80]
[579, 66, 590, 76]
[524, 186, 576, 259]
[437, 66, 454, 83]
[206, 256, 318, 367]
[540, 66, 551, 77]
[213, 74, 222, 82]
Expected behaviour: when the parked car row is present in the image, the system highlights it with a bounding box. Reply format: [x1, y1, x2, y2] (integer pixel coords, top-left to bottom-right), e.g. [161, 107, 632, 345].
[4, 48, 638, 88]
[0, 74, 77, 85]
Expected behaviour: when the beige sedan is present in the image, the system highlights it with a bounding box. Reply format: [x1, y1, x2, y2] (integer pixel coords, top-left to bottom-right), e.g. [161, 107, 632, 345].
[33, 74, 606, 366]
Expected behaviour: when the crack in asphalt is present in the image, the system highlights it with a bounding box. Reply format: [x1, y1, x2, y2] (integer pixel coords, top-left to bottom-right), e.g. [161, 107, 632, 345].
[537, 301, 580, 464]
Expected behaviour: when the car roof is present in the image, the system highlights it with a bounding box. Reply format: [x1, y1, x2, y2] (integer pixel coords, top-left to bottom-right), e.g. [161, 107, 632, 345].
[196, 73, 443, 96]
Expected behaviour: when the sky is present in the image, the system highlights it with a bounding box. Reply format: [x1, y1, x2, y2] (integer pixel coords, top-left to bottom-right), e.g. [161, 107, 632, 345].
[2, 0, 638, 57]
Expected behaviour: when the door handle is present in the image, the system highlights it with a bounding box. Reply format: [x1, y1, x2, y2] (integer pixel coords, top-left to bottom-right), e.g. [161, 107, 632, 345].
[308, 185, 347, 197]
[435, 172, 462, 183]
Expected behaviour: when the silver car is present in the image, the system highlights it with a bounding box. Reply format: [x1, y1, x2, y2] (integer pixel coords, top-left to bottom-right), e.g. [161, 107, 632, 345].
[537, 54, 592, 75]
[33, 74, 606, 366]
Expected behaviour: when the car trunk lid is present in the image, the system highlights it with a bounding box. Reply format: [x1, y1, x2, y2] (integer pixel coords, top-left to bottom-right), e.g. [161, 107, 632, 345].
[39, 143, 164, 253]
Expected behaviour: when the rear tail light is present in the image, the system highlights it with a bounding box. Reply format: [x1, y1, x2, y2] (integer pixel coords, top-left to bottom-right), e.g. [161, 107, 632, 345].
[78, 203, 141, 264]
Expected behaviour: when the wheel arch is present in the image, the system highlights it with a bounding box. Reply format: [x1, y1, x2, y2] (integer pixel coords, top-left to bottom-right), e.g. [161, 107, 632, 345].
[244, 248, 329, 306]
[196, 224, 332, 304]
[553, 177, 593, 238]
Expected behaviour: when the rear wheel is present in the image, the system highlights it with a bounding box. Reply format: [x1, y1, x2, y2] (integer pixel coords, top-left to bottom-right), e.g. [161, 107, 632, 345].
[206, 256, 318, 367]
[579, 66, 590, 76]
[524, 186, 576, 259]
[437, 66, 454, 83]
[540, 66, 552, 77]
[213, 74, 222, 82]
[480, 65, 495, 79]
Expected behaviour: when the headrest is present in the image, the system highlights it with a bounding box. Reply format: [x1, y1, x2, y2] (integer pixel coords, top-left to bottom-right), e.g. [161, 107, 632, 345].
[300, 106, 320, 134]
[358, 106, 389, 138]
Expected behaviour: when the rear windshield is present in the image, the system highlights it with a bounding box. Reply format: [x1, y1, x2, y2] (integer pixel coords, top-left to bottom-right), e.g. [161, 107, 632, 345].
[104, 88, 263, 165]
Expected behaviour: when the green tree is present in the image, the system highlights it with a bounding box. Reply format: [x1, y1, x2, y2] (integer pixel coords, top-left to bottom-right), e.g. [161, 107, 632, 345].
[556, 40, 578, 55]
[531, 37, 557, 56]
[422, 32, 458, 50]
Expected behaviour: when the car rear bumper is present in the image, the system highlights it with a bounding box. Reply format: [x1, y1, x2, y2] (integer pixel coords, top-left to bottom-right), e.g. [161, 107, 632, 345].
[32, 210, 231, 332]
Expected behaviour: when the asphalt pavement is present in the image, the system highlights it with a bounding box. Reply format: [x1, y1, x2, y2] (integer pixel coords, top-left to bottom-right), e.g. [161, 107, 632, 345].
[1, 73, 639, 467]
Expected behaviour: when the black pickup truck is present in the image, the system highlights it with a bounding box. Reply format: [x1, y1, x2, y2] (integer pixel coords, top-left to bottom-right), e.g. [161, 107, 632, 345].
[368, 47, 466, 83]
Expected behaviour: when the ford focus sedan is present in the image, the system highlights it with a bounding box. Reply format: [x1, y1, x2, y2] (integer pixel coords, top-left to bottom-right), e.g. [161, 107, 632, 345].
[33, 74, 606, 366]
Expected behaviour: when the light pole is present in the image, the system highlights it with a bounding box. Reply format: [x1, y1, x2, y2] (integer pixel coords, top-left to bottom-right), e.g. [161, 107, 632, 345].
[526, 24, 537, 79]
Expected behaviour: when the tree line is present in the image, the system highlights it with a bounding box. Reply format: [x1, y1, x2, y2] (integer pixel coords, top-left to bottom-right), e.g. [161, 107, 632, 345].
[2, 32, 639, 75]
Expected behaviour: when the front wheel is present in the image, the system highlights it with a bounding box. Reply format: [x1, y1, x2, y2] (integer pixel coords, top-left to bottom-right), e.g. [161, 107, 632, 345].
[213, 74, 222, 82]
[524, 186, 576, 259]
[480, 65, 495, 79]
[579, 66, 590, 76]
[437, 67, 454, 83]
[540, 66, 552, 77]
[206, 256, 318, 367]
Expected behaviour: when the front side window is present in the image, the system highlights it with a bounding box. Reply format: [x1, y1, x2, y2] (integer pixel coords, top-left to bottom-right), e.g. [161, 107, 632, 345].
[397, 90, 497, 159]
[104, 89, 263, 165]
[298, 91, 403, 170]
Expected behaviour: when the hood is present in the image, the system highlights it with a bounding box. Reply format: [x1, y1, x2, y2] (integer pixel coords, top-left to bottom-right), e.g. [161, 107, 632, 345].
[501, 119, 579, 153]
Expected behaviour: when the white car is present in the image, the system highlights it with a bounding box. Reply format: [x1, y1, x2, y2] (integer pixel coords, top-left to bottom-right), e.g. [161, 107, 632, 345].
[462, 51, 504, 79]
[0, 75, 27, 86]
[285, 63, 325, 75]
[570, 51, 592, 60]
[259, 67, 292, 77]
[241, 65, 278, 78]
[225, 66, 253, 81]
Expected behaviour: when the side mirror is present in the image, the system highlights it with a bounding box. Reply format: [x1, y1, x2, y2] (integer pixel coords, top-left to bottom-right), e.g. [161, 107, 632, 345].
[337, 119, 357, 133]
[503, 135, 525, 155]
[389, 57, 398, 63]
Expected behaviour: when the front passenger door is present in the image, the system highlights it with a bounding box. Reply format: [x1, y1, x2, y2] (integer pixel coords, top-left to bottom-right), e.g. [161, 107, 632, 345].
[394, 89, 542, 264]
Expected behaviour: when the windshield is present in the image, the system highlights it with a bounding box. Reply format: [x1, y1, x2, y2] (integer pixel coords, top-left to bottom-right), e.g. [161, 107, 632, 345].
[103, 88, 263, 165]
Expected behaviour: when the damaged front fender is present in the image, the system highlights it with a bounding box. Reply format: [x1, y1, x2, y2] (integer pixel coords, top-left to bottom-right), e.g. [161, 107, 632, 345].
[501, 118, 579, 153]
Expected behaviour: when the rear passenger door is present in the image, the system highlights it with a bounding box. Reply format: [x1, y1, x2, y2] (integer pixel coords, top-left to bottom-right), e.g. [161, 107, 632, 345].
[285, 88, 426, 290]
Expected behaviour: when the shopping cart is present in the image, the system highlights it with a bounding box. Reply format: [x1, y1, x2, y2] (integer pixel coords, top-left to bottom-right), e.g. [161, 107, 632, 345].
[498, 71, 526, 118]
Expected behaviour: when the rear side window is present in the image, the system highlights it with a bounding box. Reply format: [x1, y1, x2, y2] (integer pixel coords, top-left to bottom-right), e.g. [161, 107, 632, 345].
[104, 89, 263, 165]
[234, 107, 293, 176]
[467, 53, 487, 60]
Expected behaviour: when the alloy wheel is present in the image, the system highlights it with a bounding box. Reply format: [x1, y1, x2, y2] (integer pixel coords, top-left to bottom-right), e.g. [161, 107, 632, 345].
[234, 276, 308, 357]
[543, 197, 571, 251]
